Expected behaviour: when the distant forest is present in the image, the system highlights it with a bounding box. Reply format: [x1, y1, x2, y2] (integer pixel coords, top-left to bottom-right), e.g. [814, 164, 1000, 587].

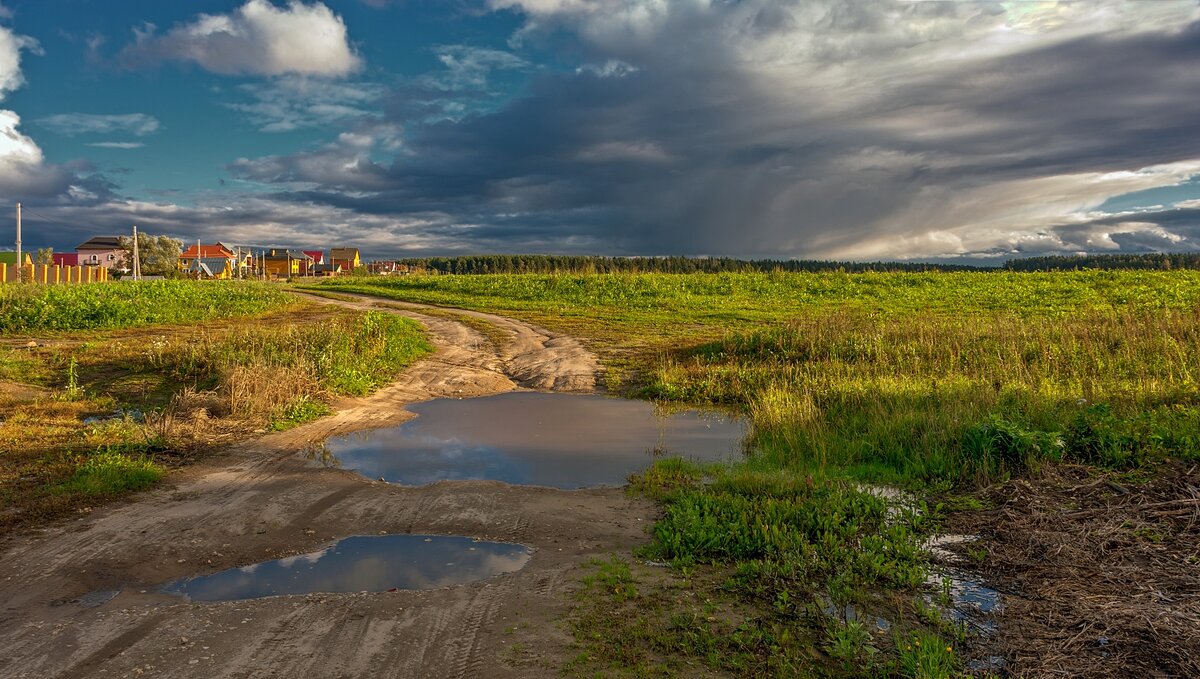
[394, 255, 976, 274]
[1001, 253, 1200, 271]
[389, 253, 1200, 274]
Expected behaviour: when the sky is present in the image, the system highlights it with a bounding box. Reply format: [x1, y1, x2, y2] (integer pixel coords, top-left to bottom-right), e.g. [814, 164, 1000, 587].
[0, 0, 1199, 262]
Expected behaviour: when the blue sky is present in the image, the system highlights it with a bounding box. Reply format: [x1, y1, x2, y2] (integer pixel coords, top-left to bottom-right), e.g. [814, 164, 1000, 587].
[1, 1, 1199, 260]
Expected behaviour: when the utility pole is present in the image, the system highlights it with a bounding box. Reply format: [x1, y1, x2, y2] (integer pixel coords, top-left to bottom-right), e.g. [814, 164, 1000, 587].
[14, 202, 21, 282]
[13, 201, 21, 283]
[132, 225, 141, 281]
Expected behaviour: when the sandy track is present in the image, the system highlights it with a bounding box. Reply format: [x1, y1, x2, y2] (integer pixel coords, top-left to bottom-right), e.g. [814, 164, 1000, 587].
[0, 293, 652, 679]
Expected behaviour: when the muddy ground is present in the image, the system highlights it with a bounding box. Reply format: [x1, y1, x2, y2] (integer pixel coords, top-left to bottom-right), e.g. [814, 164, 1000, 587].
[0, 293, 657, 678]
[947, 463, 1200, 678]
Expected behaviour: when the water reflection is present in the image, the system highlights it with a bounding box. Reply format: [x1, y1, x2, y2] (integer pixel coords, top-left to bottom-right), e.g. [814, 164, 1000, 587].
[163, 535, 531, 602]
[314, 392, 746, 489]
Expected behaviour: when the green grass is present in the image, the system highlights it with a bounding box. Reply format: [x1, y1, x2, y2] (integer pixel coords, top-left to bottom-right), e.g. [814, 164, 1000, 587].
[50, 449, 165, 498]
[0, 280, 294, 333]
[269, 395, 333, 431]
[309, 269, 1200, 321]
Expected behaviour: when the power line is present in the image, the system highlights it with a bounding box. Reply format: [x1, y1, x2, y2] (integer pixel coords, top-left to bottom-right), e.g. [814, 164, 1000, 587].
[15, 207, 80, 233]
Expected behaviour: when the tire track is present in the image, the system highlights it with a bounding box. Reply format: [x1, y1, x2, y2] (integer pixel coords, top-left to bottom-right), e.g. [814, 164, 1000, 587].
[57, 613, 166, 679]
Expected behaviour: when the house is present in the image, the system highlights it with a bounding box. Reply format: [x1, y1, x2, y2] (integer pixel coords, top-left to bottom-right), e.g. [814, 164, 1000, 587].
[330, 247, 361, 272]
[52, 253, 78, 267]
[367, 261, 398, 275]
[184, 257, 233, 279]
[76, 236, 127, 268]
[300, 250, 325, 275]
[179, 243, 239, 278]
[179, 243, 236, 262]
[263, 249, 311, 278]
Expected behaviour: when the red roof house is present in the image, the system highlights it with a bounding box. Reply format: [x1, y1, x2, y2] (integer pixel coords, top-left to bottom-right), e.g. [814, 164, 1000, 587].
[179, 243, 236, 261]
[300, 250, 325, 274]
[53, 253, 79, 267]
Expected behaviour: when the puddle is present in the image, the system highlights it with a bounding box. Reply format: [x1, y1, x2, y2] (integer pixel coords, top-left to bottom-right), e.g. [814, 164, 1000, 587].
[820, 596, 892, 632]
[162, 535, 531, 602]
[314, 392, 746, 489]
[82, 409, 144, 425]
[926, 566, 1002, 635]
[71, 589, 120, 608]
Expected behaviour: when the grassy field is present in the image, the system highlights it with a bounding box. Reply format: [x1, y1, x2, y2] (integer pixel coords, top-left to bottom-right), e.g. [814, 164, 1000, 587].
[0, 280, 294, 333]
[309, 271, 1200, 486]
[310, 271, 1200, 676]
[0, 287, 431, 531]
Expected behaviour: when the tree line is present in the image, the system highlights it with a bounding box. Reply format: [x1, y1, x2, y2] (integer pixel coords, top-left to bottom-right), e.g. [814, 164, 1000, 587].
[1001, 253, 1200, 271]
[392, 255, 979, 274]
[388, 253, 1200, 274]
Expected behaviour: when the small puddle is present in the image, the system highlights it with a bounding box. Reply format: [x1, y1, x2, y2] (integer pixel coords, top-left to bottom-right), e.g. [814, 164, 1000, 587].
[314, 392, 746, 489]
[71, 589, 120, 608]
[162, 535, 531, 602]
[926, 566, 1003, 635]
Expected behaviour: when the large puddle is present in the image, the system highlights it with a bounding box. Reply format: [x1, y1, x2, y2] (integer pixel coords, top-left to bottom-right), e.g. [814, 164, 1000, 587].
[163, 535, 531, 602]
[313, 392, 746, 489]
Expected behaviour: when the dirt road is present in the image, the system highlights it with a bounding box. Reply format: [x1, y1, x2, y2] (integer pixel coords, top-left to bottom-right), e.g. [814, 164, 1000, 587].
[0, 293, 656, 678]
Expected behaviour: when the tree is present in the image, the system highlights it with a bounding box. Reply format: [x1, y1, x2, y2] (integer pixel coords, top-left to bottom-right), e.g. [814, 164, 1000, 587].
[118, 234, 183, 277]
[35, 247, 53, 265]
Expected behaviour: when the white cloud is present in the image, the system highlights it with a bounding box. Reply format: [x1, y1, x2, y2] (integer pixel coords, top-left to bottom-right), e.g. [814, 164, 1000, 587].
[227, 76, 384, 132]
[120, 0, 361, 77]
[37, 113, 160, 136]
[0, 21, 38, 97]
[430, 45, 528, 91]
[0, 25, 69, 195]
[87, 142, 145, 149]
[230, 121, 401, 189]
[576, 59, 637, 78]
[0, 109, 41, 165]
[828, 161, 1200, 259]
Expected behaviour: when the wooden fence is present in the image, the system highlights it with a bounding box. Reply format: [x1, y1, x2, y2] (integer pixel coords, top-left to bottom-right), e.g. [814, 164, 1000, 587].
[0, 264, 110, 284]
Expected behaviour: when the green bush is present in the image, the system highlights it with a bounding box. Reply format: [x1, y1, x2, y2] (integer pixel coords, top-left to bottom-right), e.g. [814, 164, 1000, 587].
[962, 416, 1063, 478]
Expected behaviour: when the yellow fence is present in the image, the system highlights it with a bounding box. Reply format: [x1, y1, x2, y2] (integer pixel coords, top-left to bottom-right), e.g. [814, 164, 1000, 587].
[0, 264, 110, 284]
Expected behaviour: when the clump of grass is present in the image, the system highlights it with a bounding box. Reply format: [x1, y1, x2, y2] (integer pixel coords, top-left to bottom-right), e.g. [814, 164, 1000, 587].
[269, 395, 332, 431]
[626, 457, 708, 500]
[895, 629, 961, 679]
[647, 473, 929, 598]
[51, 449, 164, 498]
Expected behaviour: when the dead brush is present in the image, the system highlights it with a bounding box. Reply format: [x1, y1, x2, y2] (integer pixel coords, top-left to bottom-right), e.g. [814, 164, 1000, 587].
[171, 385, 230, 421]
[221, 362, 323, 420]
[142, 400, 179, 442]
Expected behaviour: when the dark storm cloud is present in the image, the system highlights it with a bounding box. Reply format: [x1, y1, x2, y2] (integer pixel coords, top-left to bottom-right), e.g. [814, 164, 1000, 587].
[211, 1, 1200, 258]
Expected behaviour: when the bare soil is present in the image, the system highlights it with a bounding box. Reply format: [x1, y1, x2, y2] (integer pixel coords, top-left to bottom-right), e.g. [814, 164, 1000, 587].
[0, 292, 654, 678]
